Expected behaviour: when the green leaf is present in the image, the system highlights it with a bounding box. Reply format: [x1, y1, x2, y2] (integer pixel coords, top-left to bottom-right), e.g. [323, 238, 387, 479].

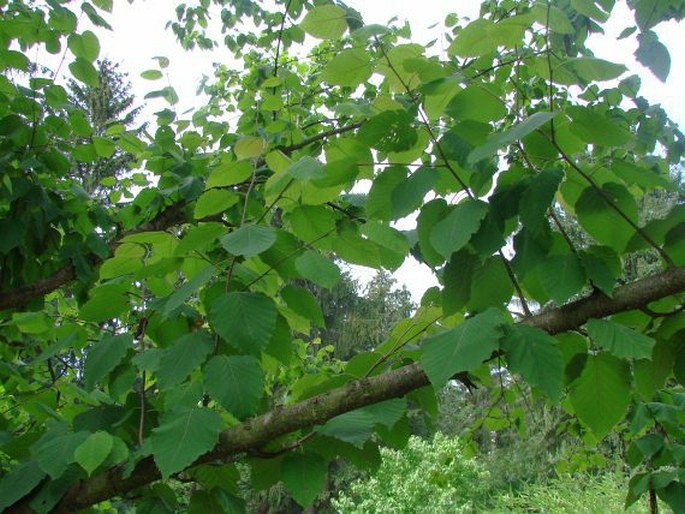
[634, 0, 671, 31]
[206, 160, 253, 188]
[144, 86, 179, 105]
[519, 169, 563, 234]
[429, 199, 489, 260]
[281, 285, 325, 327]
[557, 57, 626, 82]
[203, 355, 264, 419]
[390, 166, 439, 220]
[92, 136, 115, 158]
[417, 199, 451, 267]
[84, 334, 132, 390]
[74, 431, 113, 476]
[193, 189, 239, 219]
[69, 58, 99, 87]
[501, 324, 564, 400]
[445, 86, 507, 123]
[585, 319, 655, 360]
[468, 111, 557, 163]
[301, 5, 347, 39]
[468, 256, 514, 311]
[0, 461, 45, 512]
[67, 30, 100, 61]
[570, 353, 631, 438]
[175, 223, 225, 256]
[532, 3, 575, 33]
[235, 137, 266, 160]
[32, 430, 89, 479]
[536, 254, 586, 304]
[579, 246, 620, 297]
[141, 69, 163, 80]
[567, 106, 632, 146]
[282, 453, 327, 506]
[635, 31, 670, 82]
[220, 225, 276, 258]
[421, 309, 505, 388]
[157, 331, 214, 390]
[209, 293, 277, 353]
[80, 284, 130, 322]
[571, 0, 609, 21]
[150, 407, 223, 478]
[366, 166, 408, 220]
[316, 410, 376, 445]
[575, 182, 639, 253]
[321, 48, 372, 87]
[163, 265, 216, 316]
[294, 250, 341, 289]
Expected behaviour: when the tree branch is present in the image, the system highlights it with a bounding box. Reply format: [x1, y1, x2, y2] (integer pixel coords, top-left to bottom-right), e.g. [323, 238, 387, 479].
[9, 265, 685, 513]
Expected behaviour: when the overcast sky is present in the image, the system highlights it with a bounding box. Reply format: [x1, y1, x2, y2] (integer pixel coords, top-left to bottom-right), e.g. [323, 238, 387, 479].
[92, 1, 684, 300]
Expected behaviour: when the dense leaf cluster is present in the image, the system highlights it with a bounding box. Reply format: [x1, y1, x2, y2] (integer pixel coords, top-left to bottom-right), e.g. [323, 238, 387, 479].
[0, 0, 684, 512]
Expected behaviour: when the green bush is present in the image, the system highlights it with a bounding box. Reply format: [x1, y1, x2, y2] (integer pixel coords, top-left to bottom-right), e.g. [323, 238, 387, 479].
[486, 472, 666, 514]
[332, 433, 489, 513]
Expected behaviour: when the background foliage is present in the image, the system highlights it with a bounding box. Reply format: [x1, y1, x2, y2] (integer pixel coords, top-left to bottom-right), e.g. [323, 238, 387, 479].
[0, 0, 684, 512]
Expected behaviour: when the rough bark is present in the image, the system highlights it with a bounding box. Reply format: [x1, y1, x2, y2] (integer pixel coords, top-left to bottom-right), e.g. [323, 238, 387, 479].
[7, 265, 684, 513]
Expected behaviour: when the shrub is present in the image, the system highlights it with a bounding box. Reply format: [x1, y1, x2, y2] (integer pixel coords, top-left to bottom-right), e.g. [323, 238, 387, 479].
[333, 433, 489, 513]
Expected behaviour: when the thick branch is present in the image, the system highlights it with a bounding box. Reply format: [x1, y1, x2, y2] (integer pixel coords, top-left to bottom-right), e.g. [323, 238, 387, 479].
[0, 123, 363, 311]
[9, 265, 684, 513]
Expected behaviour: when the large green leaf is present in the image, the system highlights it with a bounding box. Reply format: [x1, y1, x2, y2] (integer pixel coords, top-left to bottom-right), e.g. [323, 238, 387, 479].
[536, 254, 586, 304]
[157, 331, 214, 390]
[0, 461, 45, 512]
[567, 106, 631, 146]
[282, 453, 327, 507]
[281, 285, 325, 327]
[194, 189, 240, 219]
[429, 199, 488, 260]
[585, 319, 655, 360]
[390, 167, 439, 220]
[417, 198, 450, 267]
[220, 225, 277, 258]
[150, 407, 223, 478]
[635, 31, 670, 82]
[69, 58, 99, 86]
[445, 85, 507, 122]
[421, 309, 505, 388]
[163, 264, 216, 316]
[501, 324, 564, 400]
[32, 430, 89, 479]
[84, 334, 132, 390]
[366, 166, 408, 220]
[569, 353, 631, 438]
[557, 57, 626, 82]
[468, 112, 556, 163]
[301, 5, 347, 39]
[575, 182, 639, 252]
[74, 431, 113, 476]
[321, 48, 372, 87]
[209, 292, 278, 353]
[203, 355, 264, 419]
[67, 31, 100, 61]
[294, 250, 341, 289]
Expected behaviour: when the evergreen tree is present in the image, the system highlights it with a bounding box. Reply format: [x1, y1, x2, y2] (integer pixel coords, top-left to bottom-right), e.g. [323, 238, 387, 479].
[67, 58, 143, 196]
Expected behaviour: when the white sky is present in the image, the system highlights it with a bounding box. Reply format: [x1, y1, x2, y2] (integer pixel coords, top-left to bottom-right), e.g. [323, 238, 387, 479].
[92, 0, 684, 301]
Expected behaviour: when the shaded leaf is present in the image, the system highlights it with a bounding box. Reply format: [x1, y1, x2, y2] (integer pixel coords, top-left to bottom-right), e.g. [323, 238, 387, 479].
[204, 355, 264, 419]
[209, 293, 278, 353]
[569, 353, 631, 438]
[151, 407, 222, 478]
[421, 309, 505, 388]
[585, 319, 655, 360]
[282, 453, 327, 507]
